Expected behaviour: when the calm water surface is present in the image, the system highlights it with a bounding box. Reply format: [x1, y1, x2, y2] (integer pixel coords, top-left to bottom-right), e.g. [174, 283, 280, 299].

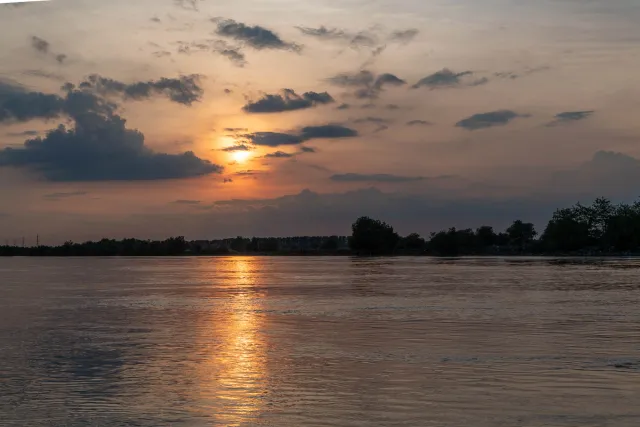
[1, 256, 640, 426]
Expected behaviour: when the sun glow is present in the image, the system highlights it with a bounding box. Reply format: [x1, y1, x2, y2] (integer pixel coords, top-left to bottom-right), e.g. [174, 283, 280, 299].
[231, 150, 252, 163]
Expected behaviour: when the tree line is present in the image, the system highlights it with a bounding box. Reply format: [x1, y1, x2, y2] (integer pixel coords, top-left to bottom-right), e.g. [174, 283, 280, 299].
[350, 197, 640, 256]
[2, 197, 640, 257]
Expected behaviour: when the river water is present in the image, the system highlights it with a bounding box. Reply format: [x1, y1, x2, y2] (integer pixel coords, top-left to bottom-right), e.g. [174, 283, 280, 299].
[1, 256, 639, 426]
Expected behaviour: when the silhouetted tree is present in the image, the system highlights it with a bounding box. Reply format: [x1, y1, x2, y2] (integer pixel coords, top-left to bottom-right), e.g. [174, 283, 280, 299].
[506, 220, 537, 251]
[349, 216, 400, 255]
[475, 226, 497, 248]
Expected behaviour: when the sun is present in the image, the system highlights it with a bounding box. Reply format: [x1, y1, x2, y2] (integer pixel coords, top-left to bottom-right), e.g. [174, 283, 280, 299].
[231, 150, 251, 163]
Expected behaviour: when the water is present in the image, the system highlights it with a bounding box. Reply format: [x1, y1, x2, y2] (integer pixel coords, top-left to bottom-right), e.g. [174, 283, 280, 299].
[1, 256, 639, 427]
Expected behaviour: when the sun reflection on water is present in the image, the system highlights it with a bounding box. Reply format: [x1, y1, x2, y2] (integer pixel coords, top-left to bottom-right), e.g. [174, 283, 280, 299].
[195, 257, 269, 426]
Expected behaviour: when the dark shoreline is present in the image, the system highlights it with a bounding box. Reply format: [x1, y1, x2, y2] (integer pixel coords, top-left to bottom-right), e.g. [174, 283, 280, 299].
[3, 252, 640, 258]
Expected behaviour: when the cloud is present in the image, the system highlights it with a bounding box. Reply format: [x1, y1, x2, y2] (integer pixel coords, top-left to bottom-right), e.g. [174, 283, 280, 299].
[220, 144, 251, 152]
[76, 74, 204, 106]
[455, 110, 524, 130]
[244, 132, 304, 147]
[406, 119, 432, 126]
[6, 130, 40, 137]
[224, 127, 248, 132]
[243, 124, 358, 147]
[0, 80, 65, 123]
[174, 0, 202, 11]
[295, 26, 377, 49]
[31, 36, 50, 54]
[213, 18, 300, 51]
[30, 36, 68, 64]
[176, 39, 246, 67]
[330, 173, 425, 183]
[299, 146, 316, 153]
[296, 26, 419, 48]
[176, 188, 560, 238]
[551, 151, 640, 198]
[547, 110, 594, 126]
[300, 125, 358, 139]
[388, 29, 419, 44]
[172, 199, 201, 205]
[0, 88, 223, 181]
[264, 151, 294, 158]
[43, 191, 88, 200]
[336, 103, 350, 110]
[242, 89, 334, 113]
[295, 26, 350, 41]
[216, 45, 246, 67]
[353, 116, 390, 124]
[412, 68, 476, 89]
[327, 70, 406, 99]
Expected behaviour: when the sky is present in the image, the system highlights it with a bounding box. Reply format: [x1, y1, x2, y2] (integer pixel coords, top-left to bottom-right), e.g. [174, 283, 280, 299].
[1, 0, 640, 243]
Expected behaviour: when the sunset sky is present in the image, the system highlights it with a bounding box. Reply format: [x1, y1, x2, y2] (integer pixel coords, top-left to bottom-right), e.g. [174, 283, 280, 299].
[1, 0, 640, 243]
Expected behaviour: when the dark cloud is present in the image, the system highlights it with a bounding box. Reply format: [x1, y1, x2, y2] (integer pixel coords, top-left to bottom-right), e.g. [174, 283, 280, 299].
[406, 119, 433, 126]
[330, 173, 424, 183]
[412, 68, 475, 89]
[0, 80, 65, 123]
[0, 86, 223, 181]
[216, 46, 246, 67]
[244, 132, 304, 147]
[327, 70, 406, 99]
[213, 18, 301, 51]
[31, 36, 49, 54]
[43, 191, 88, 200]
[385, 104, 400, 110]
[30, 36, 68, 64]
[151, 16, 162, 23]
[220, 144, 251, 152]
[76, 74, 204, 106]
[264, 151, 294, 158]
[223, 178, 233, 183]
[242, 89, 334, 113]
[224, 127, 248, 132]
[336, 103, 350, 110]
[299, 146, 316, 153]
[455, 110, 524, 130]
[243, 124, 358, 147]
[388, 29, 419, 44]
[300, 125, 358, 139]
[547, 110, 594, 126]
[173, 199, 201, 205]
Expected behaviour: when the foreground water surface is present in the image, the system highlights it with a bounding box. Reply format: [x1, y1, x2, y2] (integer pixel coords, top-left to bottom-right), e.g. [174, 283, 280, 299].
[1, 256, 639, 426]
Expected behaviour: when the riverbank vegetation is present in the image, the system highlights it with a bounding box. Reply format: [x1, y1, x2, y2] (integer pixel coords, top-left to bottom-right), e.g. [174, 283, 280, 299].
[2, 197, 640, 257]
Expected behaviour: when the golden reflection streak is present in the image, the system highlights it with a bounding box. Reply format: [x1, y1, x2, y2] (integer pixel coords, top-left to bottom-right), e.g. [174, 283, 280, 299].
[195, 257, 268, 426]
